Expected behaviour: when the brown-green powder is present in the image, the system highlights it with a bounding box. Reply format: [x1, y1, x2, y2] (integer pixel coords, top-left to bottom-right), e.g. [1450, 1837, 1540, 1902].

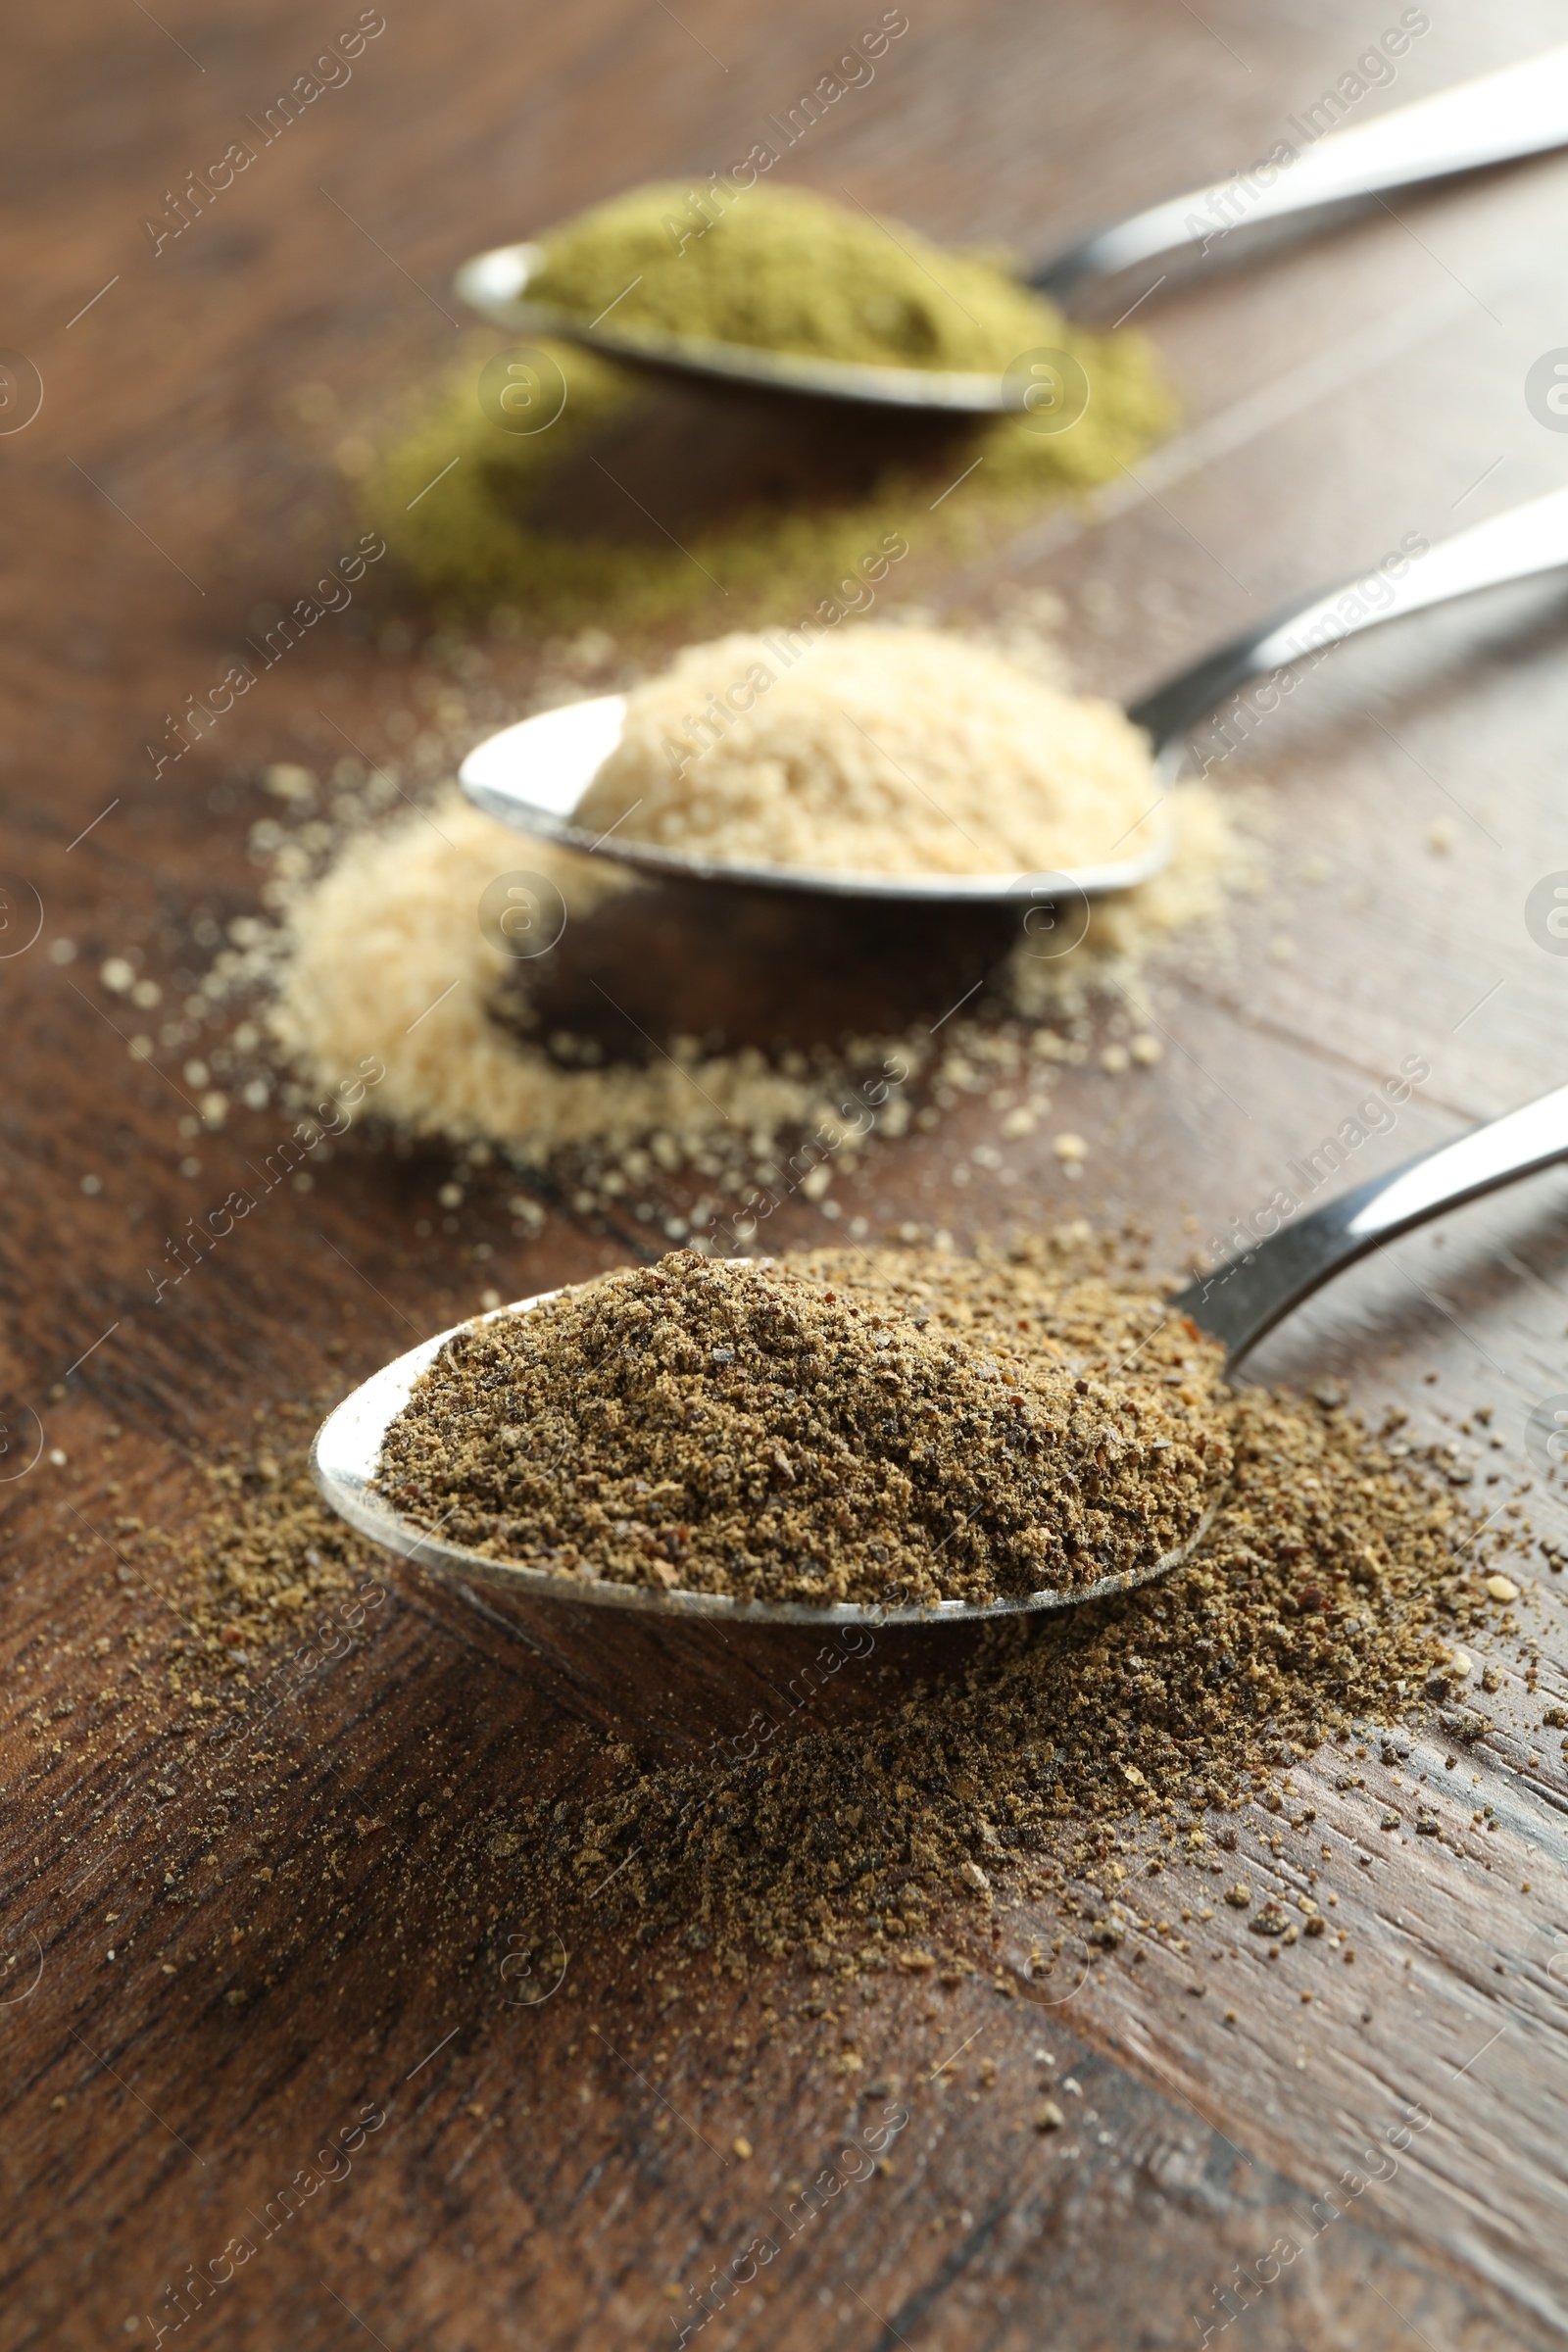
[155, 1407, 384, 1660]
[94, 1254, 1532, 2005]
[376, 1250, 1230, 1606]
[467, 1238, 1525, 1971]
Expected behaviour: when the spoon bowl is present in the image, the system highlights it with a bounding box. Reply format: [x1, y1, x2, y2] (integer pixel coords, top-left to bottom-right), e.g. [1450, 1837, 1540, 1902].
[454, 242, 1023, 415]
[459, 692, 1172, 906]
[461, 483, 1568, 906]
[313, 1082, 1568, 1623]
[310, 1288, 1217, 1627]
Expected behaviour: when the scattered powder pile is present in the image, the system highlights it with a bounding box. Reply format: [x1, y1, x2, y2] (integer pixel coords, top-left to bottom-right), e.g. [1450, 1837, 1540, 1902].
[375, 1250, 1228, 1606]
[166, 1418, 376, 1631]
[485, 1238, 1520, 1967]
[264, 777, 1248, 1185]
[365, 336, 710, 627]
[1005, 782, 1244, 1022]
[525, 182, 1070, 373]
[577, 626, 1162, 877]
[81, 1248, 1539, 2006]
[98, 1410, 386, 1713]
[365, 342, 1174, 629]
[266, 790, 908, 1162]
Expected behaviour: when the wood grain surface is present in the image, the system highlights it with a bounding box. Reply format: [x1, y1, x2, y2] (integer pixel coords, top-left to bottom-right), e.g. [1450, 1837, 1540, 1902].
[6, 3, 1568, 2346]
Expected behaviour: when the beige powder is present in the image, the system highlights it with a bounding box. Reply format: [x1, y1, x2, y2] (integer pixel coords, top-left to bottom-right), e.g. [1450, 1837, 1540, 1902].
[267, 784, 1246, 1174]
[1004, 783, 1250, 1019]
[267, 793, 902, 1163]
[259, 602, 1252, 1180]
[576, 625, 1162, 879]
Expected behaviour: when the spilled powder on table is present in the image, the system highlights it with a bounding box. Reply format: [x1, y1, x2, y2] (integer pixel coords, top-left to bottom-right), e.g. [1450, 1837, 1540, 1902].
[266, 792, 894, 1161]
[461, 1232, 1531, 1975]
[358, 314, 1176, 631]
[267, 780, 1250, 1173]
[86, 1244, 1544, 2016]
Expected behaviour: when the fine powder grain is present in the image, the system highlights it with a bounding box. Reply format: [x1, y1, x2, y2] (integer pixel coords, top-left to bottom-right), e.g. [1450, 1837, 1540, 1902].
[263, 787, 1247, 1176]
[254, 599, 1255, 1180]
[524, 182, 1075, 375]
[476, 1236, 1526, 1973]
[265, 793, 871, 1159]
[575, 626, 1163, 878]
[376, 1250, 1231, 1607]
[106, 1255, 1534, 2006]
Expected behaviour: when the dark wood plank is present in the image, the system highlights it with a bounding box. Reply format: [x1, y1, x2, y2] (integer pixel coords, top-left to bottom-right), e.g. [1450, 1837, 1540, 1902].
[5, 3, 1568, 2347]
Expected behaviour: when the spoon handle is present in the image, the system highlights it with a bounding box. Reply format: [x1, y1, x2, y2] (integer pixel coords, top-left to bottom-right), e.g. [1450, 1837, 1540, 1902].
[1172, 1082, 1568, 1366]
[1126, 483, 1568, 756]
[1033, 41, 1568, 298]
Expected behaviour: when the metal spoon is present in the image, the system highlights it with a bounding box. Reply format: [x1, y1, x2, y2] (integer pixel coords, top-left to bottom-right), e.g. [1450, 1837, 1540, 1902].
[460, 482, 1568, 906]
[1174, 1077, 1568, 1368]
[311, 1080, 1568, 1625]
[455, 45, 1568, 413]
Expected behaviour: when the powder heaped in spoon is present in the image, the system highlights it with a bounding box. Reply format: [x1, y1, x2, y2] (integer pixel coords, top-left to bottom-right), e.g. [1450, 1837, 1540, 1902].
[374, 1250, 1229, 1606]
[574, 625, 1162, 880]
[523, 181, 1069, 374]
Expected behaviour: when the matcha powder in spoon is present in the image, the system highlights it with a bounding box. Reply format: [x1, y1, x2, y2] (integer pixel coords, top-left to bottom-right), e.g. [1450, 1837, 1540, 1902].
[365, 188, 1174, 625]
[525, 181, 1071, 372]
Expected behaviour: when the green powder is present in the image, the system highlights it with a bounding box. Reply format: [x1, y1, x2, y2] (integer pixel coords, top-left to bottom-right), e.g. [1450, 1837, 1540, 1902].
[360, 181, 1175, 631]
[525, 181, 1067, 373]
[363, 326, 1174, 630]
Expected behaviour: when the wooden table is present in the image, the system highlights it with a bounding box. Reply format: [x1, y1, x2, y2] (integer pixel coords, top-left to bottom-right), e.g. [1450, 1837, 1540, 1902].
[7, 2, 1568, 2344]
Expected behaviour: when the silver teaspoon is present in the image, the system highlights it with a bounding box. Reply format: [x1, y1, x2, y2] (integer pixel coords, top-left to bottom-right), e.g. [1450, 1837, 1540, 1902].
[460, 482, 1568, 907]
[311, 1081, 1568, 1626]
[455, 45, 1568, 414]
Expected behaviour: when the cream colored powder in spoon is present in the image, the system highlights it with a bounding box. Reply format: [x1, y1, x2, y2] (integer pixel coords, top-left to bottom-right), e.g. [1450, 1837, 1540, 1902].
[574, 625, 1161, 878]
